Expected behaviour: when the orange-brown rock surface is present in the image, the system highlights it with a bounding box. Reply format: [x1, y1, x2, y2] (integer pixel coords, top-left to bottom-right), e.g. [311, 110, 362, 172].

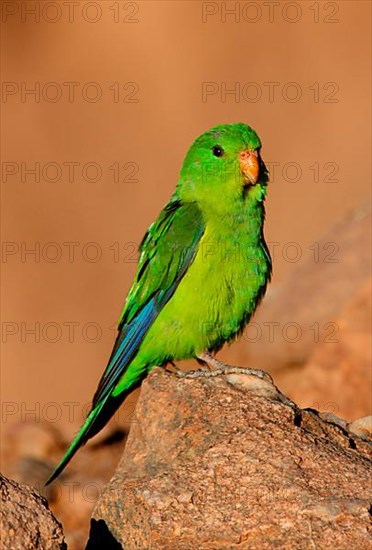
[278, 279, 372, 420]
[89, 367, 372, 549]
[0, 473, 66, 549]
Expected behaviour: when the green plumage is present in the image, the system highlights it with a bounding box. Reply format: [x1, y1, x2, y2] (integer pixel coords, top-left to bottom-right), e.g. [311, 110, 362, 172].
[46, 123, 271, 485]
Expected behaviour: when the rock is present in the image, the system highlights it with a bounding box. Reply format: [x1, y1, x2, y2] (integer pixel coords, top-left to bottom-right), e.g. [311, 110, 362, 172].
[0, 473, 66, 550]
[89, 367, 372, 549]
[348, 417, 372, 439]
[278, 279, 371, 420]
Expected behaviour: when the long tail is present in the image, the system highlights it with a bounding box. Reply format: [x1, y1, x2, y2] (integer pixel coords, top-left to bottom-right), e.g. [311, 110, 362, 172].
[45, 392, 125, 486]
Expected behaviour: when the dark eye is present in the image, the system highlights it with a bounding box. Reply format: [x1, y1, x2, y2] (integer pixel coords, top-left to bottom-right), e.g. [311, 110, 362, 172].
[212, 145, 224, 157]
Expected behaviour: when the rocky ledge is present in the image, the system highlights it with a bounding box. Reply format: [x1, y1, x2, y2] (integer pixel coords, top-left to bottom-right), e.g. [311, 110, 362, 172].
[88, 367, 371, 549]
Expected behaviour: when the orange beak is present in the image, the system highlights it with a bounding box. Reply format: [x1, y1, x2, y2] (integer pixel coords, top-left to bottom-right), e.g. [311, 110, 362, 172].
[239, 149, 260, 185]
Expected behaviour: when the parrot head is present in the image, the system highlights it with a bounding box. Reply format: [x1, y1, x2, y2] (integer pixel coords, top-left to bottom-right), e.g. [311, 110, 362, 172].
[177, 123, 269, 211]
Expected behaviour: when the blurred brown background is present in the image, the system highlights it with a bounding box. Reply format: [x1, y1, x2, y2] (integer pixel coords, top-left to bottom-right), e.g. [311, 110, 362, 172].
[1, 1, 371, 547]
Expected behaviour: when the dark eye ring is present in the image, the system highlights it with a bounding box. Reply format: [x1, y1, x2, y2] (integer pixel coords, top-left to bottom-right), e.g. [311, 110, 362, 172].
[212, 145, 224, 157]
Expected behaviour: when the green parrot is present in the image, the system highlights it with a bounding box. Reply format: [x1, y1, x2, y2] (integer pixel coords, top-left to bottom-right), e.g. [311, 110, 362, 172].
[46, 122, 271, 485]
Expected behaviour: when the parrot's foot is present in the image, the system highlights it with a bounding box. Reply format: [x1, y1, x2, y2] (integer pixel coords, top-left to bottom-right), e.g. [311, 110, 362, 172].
[176, 366, 273, 382]
[175, 368, 211, 378]
[168, 353, 273, 383]
[190, 351, 273, 383]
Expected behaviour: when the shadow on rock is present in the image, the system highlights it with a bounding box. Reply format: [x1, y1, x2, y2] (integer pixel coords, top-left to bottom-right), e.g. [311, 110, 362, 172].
[86, 519, 123, 549]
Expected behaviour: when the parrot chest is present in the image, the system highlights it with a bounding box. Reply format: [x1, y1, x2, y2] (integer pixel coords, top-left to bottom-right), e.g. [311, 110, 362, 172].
[199, 224, 269, 316]
[144, 202, 271, 358]
[170, 211, 271, 350]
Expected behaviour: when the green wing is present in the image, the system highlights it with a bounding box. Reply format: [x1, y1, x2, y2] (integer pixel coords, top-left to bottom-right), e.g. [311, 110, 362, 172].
[92, 198, 205, 406]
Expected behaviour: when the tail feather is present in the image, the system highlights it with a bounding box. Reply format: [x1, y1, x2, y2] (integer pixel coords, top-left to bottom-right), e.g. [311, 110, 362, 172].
[45, 394, 114, 486]
[46, 363, 146, 485]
